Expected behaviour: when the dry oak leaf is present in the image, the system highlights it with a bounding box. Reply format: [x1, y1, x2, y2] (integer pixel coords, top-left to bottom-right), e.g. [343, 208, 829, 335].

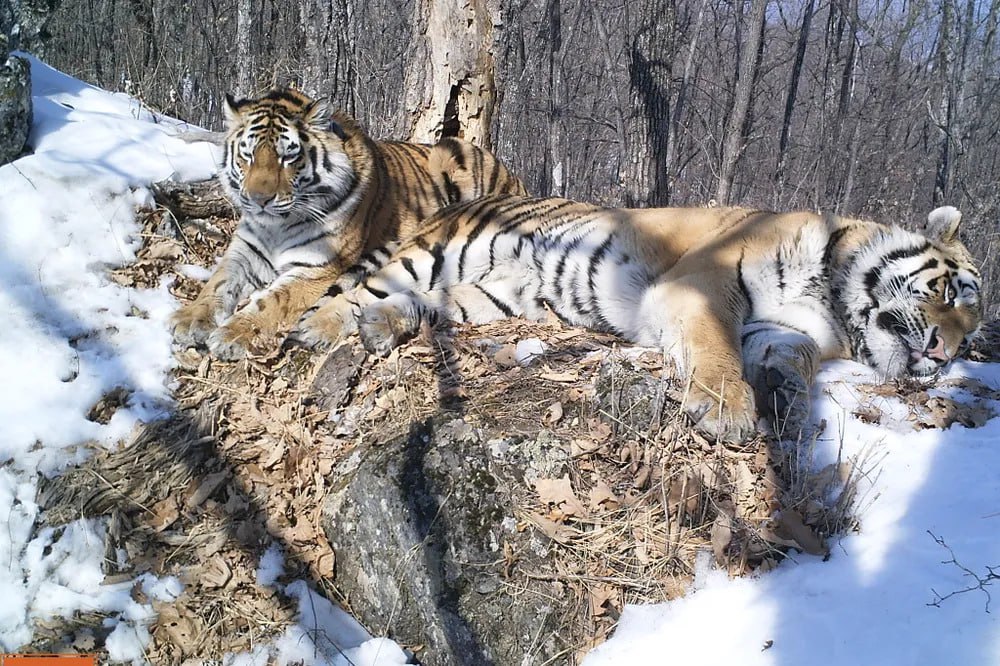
[534, 475, 588, 518]
[524, 512, 577, 544]
[544, 401, 564, 425]
[200, 553, 234, 589]
[150, 496, 181, 533]
[588, 480, 621, 511]
[588, 584, 617, 618]
[154, 603, 204, 656]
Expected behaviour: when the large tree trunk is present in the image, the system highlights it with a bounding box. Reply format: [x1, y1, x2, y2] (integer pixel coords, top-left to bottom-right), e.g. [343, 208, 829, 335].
[621, 0, 676, 206]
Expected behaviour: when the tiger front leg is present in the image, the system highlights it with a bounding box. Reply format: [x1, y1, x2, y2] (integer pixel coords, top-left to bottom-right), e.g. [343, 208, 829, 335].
[172, 258, 249, 348]
[741, 323, 820, 438]
[642, 278, 756, 444]
[208, 267, 338, 360]
[287, 289, 368, 351]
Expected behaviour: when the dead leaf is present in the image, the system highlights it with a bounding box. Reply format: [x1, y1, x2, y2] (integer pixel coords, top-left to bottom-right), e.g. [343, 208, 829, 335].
[155, 603, 203, 655]
[539, 371, 579, 383]
[534, 476, 588, 518]
[544, 401, 564, 425]
[186, 470, 229, 508]
[633, 465, 651, 490]
[852, 404, 882, 424]
[524, 512, 576, 544]
[667, 471, 703, 518]
[150, 496, 180, 532]
[711, 501, 735, 563]
[201, 554, 233, 589]
[771, 509, 826, 556]
[494, 344, 518, 368]
[147, 238, 184, 260]
[588, 480, 621, 511]
[588, 584, 617, 617]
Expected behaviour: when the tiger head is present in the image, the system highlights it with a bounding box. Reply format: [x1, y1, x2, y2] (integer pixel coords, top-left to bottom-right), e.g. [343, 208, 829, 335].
[220, 89, 354, 219]
[844, 206, 982, 378]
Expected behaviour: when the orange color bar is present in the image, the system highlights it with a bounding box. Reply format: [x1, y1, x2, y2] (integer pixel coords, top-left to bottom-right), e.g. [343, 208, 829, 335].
[2, 656, 96, 666]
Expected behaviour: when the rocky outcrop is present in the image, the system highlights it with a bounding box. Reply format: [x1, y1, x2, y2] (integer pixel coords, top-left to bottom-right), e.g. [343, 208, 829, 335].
[0, 40, 31, 166]
[321, 415, 570, 666]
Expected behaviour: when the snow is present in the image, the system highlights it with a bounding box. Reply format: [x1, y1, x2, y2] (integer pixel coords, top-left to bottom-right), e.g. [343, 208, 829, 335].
[0, 54, 215, 655]
[3, 55, 998, 666]
[584, 358, 1000, 665]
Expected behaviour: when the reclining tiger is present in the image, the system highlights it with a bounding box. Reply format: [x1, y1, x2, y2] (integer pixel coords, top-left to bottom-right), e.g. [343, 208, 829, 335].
[290, 196, 982, 442]
[172, 88, 526, 359]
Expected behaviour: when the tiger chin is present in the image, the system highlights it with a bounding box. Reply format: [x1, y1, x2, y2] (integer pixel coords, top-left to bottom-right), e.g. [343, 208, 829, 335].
[291, 196, 982, 443]
[171, 88, 526, 360]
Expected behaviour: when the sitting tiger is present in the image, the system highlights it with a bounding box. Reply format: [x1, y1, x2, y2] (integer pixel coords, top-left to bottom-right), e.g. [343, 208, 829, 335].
[291, 196, 982, 442]
[172, 88, 527, 359]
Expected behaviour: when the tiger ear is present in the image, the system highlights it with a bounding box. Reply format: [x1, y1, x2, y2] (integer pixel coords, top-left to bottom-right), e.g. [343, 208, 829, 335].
[223, 93, 244, 128]
[302, 97, 331, 129]
[925, 206, 963, 245]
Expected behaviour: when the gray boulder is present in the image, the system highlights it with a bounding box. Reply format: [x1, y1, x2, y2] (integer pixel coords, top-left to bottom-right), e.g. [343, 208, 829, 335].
[321, 415, 574, 666]
[0, 47, 31, 165]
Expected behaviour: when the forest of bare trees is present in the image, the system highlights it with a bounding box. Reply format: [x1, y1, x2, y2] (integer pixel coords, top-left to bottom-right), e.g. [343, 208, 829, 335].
[36, 0, 1000, 311]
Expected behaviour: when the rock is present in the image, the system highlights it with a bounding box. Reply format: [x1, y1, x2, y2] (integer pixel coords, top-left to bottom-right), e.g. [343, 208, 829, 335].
[321, 415, 571, 666]
[594, 352, 671, 433]
[0, 51, 31, 165]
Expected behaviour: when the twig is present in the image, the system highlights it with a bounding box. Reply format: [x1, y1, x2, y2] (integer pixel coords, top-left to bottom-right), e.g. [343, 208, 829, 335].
[927, 531, 1000, 612]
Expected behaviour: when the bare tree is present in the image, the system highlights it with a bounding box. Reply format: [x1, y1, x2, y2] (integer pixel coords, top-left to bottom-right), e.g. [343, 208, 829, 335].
[716, 0, 768, 205]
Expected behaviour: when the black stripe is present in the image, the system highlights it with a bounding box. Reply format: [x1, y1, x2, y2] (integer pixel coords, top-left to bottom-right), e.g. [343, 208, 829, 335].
[863, 241, 931, 294]
[908, 257, 939, 276]
[364, 284, 389, 299]
[281, 260, 323, 271]
[401, 257, 419, 282]
[429, 243, 446, 289]
[241, 237, 275, 272]
[285, 231, 331, 250]
[586, 235, 614, 292]
[476, 285, 514, 317]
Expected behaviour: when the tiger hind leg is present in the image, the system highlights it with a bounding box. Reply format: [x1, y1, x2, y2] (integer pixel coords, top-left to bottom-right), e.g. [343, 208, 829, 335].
[741, 322, 820, 438]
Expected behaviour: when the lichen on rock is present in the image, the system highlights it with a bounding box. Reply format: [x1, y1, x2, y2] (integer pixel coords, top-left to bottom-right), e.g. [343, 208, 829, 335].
[0, 50, 31, 165]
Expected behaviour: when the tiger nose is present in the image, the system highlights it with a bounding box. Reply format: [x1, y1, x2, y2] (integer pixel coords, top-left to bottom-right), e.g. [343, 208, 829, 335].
[246, 190, 274, 207]
[924, 330, 951, 362]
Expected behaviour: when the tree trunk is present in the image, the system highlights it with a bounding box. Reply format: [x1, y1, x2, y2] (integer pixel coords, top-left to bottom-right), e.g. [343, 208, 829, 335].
[622, 0, 676, 206]
[774, 0, 814, 204]
[716, 0, 767, 205]
[235, 0, 254, 96]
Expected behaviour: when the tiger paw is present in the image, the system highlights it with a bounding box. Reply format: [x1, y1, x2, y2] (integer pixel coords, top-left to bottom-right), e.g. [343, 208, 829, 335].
[357, 301, 419, 357]
[287, 296, 359, 351]
[172, 302, 217, 348]
[751, 365, 811, 437]
[682, 381, 756, 444]
[208, 309, 277, 360]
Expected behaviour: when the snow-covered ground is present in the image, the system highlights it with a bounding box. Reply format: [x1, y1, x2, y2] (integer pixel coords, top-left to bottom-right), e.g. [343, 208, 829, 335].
[586, 360, 1000, 665]
[0, 56, 405, 665]
[2, 57, 998, 665]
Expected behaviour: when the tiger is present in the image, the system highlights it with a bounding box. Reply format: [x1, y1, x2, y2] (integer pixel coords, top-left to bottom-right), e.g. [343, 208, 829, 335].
[171, 88, 527, 359]
[289, 196, 982, 442]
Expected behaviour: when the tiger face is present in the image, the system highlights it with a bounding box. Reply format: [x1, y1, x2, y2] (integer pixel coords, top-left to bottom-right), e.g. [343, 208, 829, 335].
[849, 207, 981, 378]
[221, 89, 353, 220]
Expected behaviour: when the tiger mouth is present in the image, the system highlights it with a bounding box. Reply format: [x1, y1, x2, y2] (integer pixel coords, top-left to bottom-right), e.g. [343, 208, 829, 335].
[905, 325, 951, 376]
